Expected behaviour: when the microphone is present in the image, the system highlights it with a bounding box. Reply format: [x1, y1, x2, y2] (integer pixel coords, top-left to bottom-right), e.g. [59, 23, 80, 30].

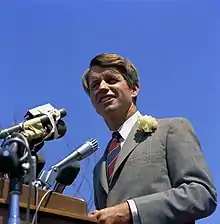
[54, 138, 98, 170]
[0, 104, 67, 140]
[27, 119, 67, 153]
[53, 162, 80, 193]
[36, 138, 98, 189]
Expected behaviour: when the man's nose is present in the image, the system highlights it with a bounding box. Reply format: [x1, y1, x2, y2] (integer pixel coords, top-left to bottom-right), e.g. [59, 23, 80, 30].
[99, 80, 109, 90]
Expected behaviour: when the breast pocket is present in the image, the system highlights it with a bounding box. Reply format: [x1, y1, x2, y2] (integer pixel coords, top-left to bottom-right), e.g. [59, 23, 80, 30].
[127, 137, 166, 167]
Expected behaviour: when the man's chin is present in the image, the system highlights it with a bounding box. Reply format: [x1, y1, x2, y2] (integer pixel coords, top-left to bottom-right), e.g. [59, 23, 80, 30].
[98, 105, 118, 116]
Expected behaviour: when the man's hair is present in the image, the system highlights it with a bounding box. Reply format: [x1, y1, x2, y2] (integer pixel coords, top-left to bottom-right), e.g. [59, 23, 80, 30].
[82, 53, 139, 104]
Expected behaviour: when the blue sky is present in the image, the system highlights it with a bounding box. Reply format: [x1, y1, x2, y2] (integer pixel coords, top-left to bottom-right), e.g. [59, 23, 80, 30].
[0, 0, 219, 223]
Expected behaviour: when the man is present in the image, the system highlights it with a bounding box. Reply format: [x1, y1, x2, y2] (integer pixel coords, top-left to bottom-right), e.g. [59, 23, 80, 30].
[82, 53, 217, 224]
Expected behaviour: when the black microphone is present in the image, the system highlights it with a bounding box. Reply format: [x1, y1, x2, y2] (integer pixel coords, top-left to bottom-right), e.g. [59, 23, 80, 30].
[53, 162, 80, 193]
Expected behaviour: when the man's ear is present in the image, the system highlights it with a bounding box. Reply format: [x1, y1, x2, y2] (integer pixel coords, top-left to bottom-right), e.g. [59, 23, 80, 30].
[131, 83, 140, 98]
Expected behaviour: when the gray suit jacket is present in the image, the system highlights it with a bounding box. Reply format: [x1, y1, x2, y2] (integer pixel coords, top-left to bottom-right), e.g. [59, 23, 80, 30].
[93, 117, 217, 224]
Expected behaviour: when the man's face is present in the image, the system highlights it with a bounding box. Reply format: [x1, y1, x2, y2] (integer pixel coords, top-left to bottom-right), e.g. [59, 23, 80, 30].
[88, 66, 139, 118]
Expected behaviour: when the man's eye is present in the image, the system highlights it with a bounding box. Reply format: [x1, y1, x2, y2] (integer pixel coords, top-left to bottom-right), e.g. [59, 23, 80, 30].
[107, 79, 117, 84]
[91, 83, 99, 90]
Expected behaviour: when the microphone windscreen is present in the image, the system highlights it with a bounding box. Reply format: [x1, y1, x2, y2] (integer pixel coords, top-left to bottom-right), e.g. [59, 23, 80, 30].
[56, 161, 80, 186]
[45, 119, 67, 141]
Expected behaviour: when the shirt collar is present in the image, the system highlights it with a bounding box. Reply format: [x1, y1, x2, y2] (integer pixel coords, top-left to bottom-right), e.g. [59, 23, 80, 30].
[117, 111, 141, 141]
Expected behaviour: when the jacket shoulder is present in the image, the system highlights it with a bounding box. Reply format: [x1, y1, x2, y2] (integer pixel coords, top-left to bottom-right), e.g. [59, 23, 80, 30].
[155, 117, 196, 135]
[157, 117, 193, 127]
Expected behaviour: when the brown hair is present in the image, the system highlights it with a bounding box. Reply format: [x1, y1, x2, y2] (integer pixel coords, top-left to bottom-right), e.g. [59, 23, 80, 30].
[82, 53, 139, 103]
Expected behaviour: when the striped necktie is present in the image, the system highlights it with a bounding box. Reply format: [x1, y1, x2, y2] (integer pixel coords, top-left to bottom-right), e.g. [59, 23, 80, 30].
[107, 131, 121, 184]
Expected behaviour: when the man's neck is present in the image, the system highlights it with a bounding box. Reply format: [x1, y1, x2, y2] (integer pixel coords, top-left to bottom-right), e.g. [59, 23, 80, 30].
[104, 104, 137, 131]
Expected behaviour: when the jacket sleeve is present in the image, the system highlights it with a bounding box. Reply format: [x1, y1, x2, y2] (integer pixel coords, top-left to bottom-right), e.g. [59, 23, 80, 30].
[133, 118, 217, 224]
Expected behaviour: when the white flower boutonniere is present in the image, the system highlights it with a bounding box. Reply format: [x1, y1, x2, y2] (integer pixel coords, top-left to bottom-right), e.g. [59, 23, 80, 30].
[137, 115, 158, 133]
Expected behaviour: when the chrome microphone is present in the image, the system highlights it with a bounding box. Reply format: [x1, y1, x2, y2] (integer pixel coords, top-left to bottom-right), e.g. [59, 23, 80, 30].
[35, 139, 98, 189]
[54, 138, 98, 170]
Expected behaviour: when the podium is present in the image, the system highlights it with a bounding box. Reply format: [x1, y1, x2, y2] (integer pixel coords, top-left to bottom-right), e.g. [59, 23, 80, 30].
[0, 179, 97, 224]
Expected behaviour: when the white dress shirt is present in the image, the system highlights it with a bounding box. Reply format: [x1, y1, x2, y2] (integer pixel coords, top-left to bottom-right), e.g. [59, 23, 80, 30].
[113, 111, 141, 224]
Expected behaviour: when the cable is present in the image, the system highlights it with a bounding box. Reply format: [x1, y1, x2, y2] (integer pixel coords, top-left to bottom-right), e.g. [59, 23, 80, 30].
[31, 189, 54, 224]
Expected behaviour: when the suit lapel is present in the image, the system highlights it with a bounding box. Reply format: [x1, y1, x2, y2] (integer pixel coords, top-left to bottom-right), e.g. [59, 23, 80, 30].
[99, 157, 109, 193]
[110, 122, 145, 181]
[98, 121, 147, 192]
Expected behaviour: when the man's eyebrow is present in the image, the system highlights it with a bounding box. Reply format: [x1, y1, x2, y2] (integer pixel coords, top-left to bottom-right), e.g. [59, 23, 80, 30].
[102, 69, 122, 78]
[89, 78, 99, 87]
[90, 79, 99, 85]
[105, 68, 121, 75]
[103, 73, 119, 78]
[89, 68, 122, 84]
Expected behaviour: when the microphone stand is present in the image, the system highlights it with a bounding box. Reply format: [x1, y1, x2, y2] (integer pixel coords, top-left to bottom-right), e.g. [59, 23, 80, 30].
[8, 172, 23, 224]
[0, 134, 32, 224]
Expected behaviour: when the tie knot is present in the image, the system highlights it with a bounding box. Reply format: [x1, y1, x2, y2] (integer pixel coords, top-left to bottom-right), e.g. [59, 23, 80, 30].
[112, 131, 121, 141]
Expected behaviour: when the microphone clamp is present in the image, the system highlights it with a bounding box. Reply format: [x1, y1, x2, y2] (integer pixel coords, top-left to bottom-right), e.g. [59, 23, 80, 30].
[34, 166, 59, 189]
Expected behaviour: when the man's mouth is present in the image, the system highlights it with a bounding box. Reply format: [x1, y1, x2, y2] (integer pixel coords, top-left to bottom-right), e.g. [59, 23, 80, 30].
[99, 96, 115, 103]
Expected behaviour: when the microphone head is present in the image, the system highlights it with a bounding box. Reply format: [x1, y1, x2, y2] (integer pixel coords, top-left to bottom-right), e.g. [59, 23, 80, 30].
[56, 161, 80, 186]
[59, 108, 67, 118]
[78, 138, 99, 160]
[89, 138, 98, 151]
[45, 119, 67, 141]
